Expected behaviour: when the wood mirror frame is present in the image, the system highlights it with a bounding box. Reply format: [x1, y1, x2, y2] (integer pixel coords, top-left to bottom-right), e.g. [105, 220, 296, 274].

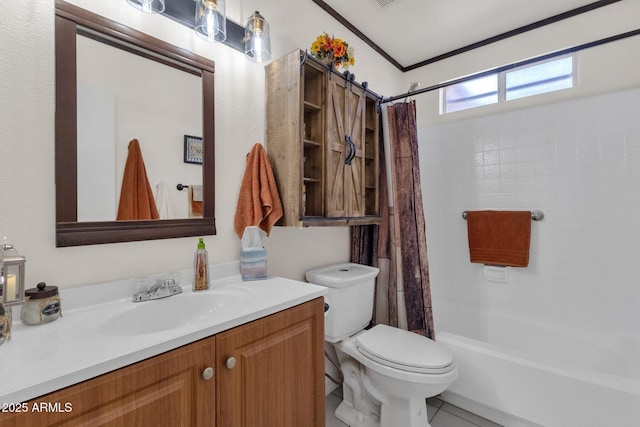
[55, 0, 216, 247]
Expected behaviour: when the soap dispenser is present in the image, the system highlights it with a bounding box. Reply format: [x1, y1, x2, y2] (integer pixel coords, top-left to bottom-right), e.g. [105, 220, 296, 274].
[193, 238, 210, 291]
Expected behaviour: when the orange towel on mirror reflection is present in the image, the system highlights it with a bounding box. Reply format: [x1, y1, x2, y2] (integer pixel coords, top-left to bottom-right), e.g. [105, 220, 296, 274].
[117, 139, 159, 221]
[466, 210, 531, 267]
[189, 185, 203, 218]
[234, 143, 283, 238]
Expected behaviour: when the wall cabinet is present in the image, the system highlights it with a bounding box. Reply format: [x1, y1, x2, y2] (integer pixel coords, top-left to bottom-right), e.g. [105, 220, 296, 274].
[1, 298, 324, 427]
[266, 50, 379, 227]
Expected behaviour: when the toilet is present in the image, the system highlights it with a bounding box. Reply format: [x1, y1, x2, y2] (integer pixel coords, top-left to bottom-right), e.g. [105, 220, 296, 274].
[306, 263, 458, 427]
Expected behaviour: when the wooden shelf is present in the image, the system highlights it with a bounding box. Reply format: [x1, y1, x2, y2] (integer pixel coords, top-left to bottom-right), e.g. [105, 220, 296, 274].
[301, 216, 382, 227]
[267, 49, 379, 227]
[304, 100, 321, 111]
[304, 139, 321, 147]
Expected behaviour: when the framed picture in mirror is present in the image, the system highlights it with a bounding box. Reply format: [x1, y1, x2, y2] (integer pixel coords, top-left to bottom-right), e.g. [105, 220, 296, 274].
[184, 135, 203, 164]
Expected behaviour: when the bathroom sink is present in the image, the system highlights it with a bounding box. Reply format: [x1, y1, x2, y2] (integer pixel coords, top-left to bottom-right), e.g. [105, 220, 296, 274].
[100, 287, 253, 336]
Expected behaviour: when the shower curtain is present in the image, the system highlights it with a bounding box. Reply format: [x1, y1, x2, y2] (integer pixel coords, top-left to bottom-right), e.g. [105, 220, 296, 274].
[351, 101, 434, 339]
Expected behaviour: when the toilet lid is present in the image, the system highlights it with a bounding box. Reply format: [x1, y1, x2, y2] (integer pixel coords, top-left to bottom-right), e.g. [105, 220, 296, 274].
[355, 325, 454, 374]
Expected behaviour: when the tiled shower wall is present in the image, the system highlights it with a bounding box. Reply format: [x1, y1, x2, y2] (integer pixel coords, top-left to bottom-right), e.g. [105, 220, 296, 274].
[419, 88, 640, 339]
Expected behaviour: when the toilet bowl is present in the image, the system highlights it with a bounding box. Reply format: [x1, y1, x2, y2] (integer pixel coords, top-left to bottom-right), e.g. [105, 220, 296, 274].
[335, 325, 458, 427]
[306, 263, 458, 427]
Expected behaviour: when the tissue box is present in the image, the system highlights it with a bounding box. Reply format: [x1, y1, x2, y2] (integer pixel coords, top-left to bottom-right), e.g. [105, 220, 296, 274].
[241, 248, 267, 281]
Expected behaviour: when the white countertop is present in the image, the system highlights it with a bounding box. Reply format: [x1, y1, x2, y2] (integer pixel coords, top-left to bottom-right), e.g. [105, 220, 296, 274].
[0, 262, 327, 404]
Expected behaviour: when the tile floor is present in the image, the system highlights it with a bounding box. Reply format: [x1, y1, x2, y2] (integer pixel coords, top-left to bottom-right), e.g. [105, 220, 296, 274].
[326, 393, 502, 427]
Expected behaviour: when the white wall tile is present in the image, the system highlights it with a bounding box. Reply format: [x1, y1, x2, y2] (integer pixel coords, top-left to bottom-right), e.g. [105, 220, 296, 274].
[421, 87, 640, 339]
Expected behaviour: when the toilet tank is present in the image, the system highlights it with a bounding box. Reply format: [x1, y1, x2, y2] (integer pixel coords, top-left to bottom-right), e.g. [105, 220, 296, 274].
[306, 263, 379, 343]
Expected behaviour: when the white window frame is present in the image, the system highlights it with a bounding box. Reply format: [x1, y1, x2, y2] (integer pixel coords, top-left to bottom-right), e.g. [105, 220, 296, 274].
[440, 53, 575, 114]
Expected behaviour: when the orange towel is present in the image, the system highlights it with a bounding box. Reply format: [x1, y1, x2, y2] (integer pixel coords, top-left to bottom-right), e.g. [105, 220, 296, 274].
[466, 210, 531, 267]
[116, 139, 159, 221]
[189, 185, 203, 218]
[234, 143, 283, 238]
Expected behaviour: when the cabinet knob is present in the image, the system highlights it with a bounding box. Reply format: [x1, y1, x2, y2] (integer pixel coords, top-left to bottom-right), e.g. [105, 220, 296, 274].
[225, 357, 237, 370]
[201, 367, 214, 381]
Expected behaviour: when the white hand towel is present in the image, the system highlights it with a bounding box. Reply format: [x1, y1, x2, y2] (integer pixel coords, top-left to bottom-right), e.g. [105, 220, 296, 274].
[155, 180, 175, 220]
[192, 184, 203, 202]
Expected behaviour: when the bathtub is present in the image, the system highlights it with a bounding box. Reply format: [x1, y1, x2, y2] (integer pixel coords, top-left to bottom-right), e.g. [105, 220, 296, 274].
[434, 301, 640, 427]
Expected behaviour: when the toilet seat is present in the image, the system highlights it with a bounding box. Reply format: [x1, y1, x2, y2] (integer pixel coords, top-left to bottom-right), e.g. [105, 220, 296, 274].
[355, 325, 454, 374]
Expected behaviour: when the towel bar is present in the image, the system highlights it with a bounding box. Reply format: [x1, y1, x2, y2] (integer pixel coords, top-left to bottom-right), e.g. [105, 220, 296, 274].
[462, 210, 544, 221]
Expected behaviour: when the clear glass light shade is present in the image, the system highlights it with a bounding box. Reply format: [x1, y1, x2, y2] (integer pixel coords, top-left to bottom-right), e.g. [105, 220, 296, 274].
[126, 0, 165, 14]
[244, 11, 271, 63]
[195, 0, 227, 43]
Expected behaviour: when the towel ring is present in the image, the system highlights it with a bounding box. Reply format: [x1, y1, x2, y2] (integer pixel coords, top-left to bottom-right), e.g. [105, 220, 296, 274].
[462, 210, 544, 221]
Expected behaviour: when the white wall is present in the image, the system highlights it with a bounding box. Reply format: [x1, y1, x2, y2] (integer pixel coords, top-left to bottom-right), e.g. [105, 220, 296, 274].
[77, 80, 116, 222]
[422, 88, 640, 338]
[0, 0, 403, 289]
[409, 1, 640, 339]
[77, 35, 203, 221]
[403, 0, 640, 126]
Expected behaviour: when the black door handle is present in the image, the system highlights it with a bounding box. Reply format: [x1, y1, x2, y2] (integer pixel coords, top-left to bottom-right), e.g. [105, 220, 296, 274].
[344, 135, 357, 165]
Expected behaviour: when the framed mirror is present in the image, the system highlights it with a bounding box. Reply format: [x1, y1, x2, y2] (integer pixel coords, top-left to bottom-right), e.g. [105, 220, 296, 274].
[55, 0, 216, 247]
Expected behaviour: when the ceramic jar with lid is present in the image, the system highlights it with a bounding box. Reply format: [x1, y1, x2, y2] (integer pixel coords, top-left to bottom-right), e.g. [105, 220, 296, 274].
[20, 282, 62, 325]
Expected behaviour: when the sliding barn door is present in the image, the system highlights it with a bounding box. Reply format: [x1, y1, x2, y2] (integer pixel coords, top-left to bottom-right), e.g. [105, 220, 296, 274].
[325, 77, 366, 218]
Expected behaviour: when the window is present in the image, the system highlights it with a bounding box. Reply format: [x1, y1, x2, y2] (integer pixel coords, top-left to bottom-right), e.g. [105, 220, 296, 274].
[441, 54, 574, 114]
[442, 74, 498, 113]
[506, 56, 573, 101]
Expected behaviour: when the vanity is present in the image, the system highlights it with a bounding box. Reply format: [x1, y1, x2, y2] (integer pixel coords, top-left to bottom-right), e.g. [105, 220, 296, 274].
[0, 264, 327, 426]
[12, 3, 328, 424]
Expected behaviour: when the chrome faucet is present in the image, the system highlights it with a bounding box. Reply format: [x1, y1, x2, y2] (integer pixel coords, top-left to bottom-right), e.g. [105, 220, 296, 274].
[132, 278, 182, 302]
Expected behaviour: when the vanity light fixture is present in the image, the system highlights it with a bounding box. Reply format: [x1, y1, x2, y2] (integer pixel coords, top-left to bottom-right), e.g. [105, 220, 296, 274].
[126, 0, 165, 14]
[125, 0, 268, 60]
[195, 0, 227, 43]
[2, 242, 26, 307]
[244, 11, 271, 63]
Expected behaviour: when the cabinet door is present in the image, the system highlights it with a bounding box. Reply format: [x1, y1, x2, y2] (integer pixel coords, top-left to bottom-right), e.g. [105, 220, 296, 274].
[216, 298, 325, 427]
[0, 338, 216, 427]
[265, 49, 304, 226]
[326, 77, 366, 218]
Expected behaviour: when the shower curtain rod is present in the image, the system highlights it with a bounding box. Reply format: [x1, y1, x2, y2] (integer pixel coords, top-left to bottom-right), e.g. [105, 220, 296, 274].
[380, 27, 640, 105]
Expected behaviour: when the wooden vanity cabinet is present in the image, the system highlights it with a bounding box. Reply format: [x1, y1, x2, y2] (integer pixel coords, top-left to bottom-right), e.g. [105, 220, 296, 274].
[1, 298, 324, 427]
[2, 338, 216, 427]
[266, 49, 379, 227]
[216, 296, 325, 427]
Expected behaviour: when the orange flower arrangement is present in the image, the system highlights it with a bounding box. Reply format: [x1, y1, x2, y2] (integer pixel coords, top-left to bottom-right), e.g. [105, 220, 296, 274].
[310, 33, 355, 69]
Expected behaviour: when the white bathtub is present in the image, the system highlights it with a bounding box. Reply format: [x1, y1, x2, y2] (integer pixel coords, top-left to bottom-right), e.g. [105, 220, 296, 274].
[434, 301, 640, 427]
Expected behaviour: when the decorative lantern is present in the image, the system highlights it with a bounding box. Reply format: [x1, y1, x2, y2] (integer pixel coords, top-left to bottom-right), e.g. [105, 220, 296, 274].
[2, 243, 26, 307]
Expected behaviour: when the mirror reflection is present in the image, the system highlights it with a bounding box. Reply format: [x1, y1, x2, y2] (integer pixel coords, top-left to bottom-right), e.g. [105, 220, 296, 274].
[76, 35, 203, 222]
[55, 0, 216, 247]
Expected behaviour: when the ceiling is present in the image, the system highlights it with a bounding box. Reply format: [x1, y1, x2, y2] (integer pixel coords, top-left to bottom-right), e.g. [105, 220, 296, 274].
[315, 0, 621, 71]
